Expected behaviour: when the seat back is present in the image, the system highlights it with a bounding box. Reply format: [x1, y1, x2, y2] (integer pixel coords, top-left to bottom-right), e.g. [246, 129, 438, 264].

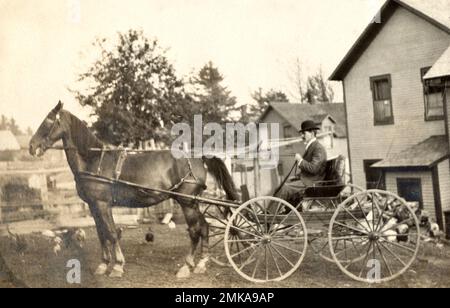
[323, 155, 346, 186]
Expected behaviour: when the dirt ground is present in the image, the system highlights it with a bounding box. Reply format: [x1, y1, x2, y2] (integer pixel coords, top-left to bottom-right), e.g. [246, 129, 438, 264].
[1, 223, 449, 288]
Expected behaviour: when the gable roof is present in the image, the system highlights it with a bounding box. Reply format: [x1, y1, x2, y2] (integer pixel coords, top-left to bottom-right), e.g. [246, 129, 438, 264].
[0, 130, 20, 151]
[372, 135, 449, 168]
[330, 0, 450, 81]
[424, 45, 450, 80]
[259, 103, 347, 138]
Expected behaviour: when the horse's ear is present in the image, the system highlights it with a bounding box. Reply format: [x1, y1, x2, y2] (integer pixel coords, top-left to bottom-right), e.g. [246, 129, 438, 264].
[54, 101, 64, 112]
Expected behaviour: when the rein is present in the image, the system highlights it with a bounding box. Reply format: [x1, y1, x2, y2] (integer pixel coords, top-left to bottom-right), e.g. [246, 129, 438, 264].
[273, 160, 298, 197]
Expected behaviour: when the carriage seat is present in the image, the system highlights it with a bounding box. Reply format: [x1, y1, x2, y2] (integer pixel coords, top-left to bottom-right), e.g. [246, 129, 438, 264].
[303, 155, 346, 199]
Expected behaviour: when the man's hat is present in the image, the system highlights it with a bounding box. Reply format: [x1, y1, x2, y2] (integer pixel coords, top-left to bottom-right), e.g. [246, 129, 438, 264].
[299, 120, 320, 133]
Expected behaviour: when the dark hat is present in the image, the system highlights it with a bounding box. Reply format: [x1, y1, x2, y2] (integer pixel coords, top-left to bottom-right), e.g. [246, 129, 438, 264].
[299, 120, 320, 133]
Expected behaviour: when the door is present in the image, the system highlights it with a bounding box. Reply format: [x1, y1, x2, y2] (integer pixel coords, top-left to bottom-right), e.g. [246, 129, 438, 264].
[396, 178, 423, 209]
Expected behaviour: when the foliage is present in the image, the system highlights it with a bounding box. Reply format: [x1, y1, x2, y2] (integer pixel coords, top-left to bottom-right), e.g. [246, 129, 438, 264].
[239, 88, 289, 123]
[72, 30, 191, 147]
[304, 69, 335, 104]
[187, 61, 237, 124]
[0, 115, 23, 136]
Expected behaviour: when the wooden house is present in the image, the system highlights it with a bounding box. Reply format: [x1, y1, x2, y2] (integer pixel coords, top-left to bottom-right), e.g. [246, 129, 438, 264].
[330, 0, 450, 228]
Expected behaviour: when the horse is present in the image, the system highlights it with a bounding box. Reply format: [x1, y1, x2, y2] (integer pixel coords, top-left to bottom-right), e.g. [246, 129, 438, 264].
[29, 101, 239, 278]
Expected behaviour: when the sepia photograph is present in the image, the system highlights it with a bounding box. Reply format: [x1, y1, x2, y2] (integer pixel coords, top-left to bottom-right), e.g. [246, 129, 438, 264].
[0, 0, 449, 292]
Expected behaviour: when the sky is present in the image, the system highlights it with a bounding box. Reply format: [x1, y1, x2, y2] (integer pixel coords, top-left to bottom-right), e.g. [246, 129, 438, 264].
[0, 0, 385, 131]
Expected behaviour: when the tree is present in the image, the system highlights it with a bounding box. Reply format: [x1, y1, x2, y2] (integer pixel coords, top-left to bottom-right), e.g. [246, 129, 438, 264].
[188, 62, 237, 123]
[240, 88, 289, 123]
[288, 57, 307, 103]
[304, 68, 334, 104]
[0, 115, 23, 135]
[72, 30, 191, 147]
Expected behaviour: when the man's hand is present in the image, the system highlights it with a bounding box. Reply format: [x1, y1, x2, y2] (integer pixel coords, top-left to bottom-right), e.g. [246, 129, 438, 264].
[295, 153, 303, 163]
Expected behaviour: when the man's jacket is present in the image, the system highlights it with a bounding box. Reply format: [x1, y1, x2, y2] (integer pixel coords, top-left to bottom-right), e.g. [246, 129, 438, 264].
[297, 140, 327, 186]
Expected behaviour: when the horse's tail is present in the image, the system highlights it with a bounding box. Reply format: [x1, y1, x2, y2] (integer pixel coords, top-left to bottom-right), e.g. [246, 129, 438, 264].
[202, 157, 240, 201]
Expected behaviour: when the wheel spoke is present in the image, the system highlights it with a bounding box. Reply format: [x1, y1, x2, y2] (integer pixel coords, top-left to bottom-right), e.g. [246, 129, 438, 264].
[341, 206, 372, 233]
[333, 221, 369, 235]
[230, 219, 263, 239]
[355, 195, 373, 232]
[379, 238, 416, 254]
[238, 244, 262, 270]
[268, 202, 282, 234]
[268, 245, 283, 278]
[380, 218, 414, 233]
[270, 211, 295, 235]
[227, 238, 261, 243]
[210, 237, 224, 249]
[358, 241, 373, 278]
[331, 235, 369, 241]
[271, 222, 304, 237]
[374, 241, 393, 277]
[377, 240, 407, 267]
[251, 249, 263, 279]
[270, 243, 295, 267]
[235, 211, 263, 236]
[271, 240, 304, 255]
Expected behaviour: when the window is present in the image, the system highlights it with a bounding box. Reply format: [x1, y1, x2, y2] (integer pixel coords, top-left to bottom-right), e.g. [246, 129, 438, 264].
[421, 67, 444, 121]
[397, 178, 423, 209]
[370, 75, 394, 125]
[363, 160, 384, 189]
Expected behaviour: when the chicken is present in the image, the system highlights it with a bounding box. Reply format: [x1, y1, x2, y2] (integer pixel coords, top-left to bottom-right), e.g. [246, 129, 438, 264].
[7, 225, 28, 256]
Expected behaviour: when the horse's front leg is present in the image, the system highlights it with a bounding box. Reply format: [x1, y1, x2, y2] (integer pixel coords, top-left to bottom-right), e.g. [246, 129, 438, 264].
[88, 202, 112, 275]
[102, 203, 125, 278]
[176, 202, 210, 278]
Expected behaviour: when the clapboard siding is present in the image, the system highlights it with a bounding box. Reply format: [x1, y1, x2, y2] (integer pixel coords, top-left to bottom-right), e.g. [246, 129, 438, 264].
[438, 160, 450, 213]
[385, 170, 435, 218]
[344, 6, 450, 187]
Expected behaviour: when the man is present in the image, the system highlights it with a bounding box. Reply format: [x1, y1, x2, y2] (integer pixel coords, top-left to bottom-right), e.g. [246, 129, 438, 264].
[275, 120, 327, 205]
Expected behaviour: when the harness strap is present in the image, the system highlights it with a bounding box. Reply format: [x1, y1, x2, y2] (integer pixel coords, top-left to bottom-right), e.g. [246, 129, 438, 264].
[114, 150, 128, 180]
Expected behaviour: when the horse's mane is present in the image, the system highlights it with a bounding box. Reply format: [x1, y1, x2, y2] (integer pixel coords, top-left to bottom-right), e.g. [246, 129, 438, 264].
[63, 110, 103, 157]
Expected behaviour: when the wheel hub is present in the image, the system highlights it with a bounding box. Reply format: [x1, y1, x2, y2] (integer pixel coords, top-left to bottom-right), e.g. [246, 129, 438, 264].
[262, 235, 272, 245]
[368, 232, 380, 241]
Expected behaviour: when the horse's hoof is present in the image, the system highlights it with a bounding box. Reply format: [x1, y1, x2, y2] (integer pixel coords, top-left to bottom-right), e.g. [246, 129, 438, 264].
[186, 255, 195, 268]
[108, 264, 124, 278]
[193, 257, 208, 274]
[193, 265, 207, 274]
[176, 265, 191, 279]
[94, 263, 108, 276]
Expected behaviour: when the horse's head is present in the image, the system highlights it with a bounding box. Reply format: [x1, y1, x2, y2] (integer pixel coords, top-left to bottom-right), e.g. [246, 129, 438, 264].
[29, 101, 69, 157]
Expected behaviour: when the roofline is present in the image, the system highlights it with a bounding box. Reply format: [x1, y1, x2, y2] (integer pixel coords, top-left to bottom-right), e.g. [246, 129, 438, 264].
[329, 0, 450, 81]
[371, 155, 450, 169]
[258, 104, 338, 131]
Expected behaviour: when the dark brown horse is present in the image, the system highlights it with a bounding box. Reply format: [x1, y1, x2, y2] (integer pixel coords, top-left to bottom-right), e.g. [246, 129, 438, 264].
[29, 102, 239, 278]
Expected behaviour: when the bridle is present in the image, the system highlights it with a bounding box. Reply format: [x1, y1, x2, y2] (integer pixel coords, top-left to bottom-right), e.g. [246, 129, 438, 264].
[42, 111, 75, 151]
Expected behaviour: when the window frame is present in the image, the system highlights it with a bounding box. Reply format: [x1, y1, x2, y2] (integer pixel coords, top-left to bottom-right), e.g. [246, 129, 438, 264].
[370, 74, 394, 126]
[421, 67, 445, 121]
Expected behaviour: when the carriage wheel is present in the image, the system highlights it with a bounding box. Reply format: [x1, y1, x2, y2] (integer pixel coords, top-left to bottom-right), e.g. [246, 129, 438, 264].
[300, 183, 364, 263]
[224, 196, 308, 283]
[201, 203, 233, 267]
[329, 190, 420, 283]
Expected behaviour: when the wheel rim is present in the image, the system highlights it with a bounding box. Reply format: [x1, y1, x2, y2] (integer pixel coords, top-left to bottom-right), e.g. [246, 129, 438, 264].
[329, 190, 420, 283]
[225, 197, 308, 283]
